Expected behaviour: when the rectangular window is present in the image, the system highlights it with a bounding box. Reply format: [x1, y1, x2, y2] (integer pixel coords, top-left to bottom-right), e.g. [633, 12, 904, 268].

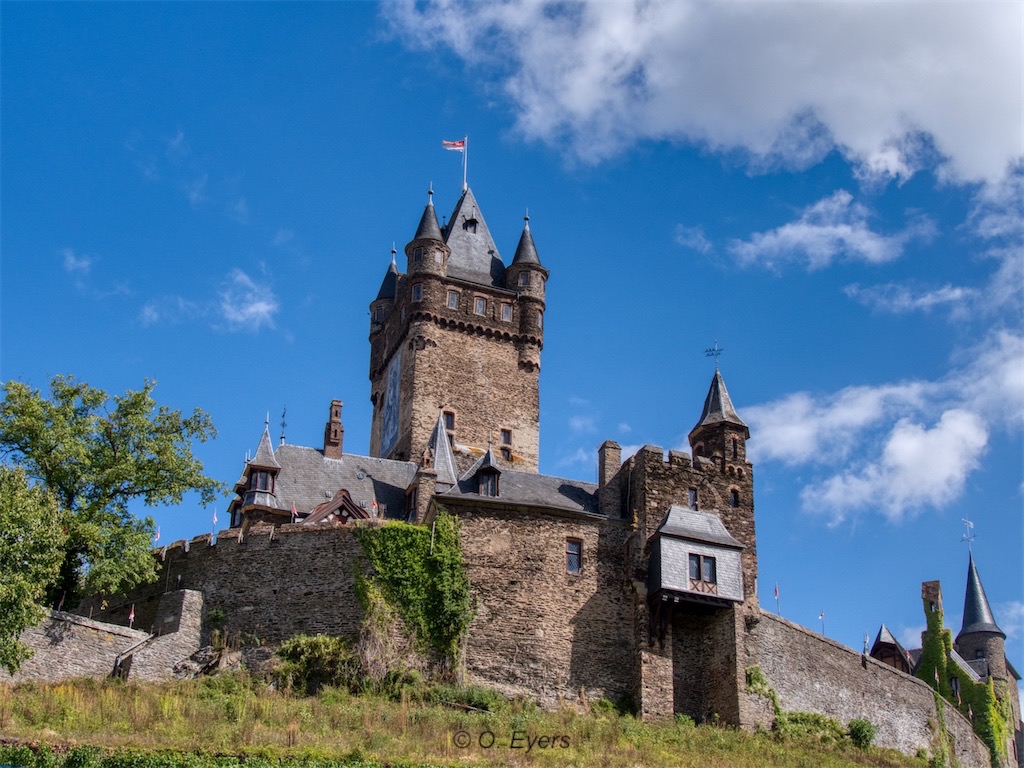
[536, 310, 543, 328]
[501, 429, 512, 445]
[447, 290, 459, 309]
[251, 470, 273, 492]
[518, 272, 530, 287]
[413, 247, 424, 262]
[688, 488, 698, 509]
[479, 472, 497, 497]
[474, 297, 487, 315]
[566, 539, 582, 574]
[501, 303, 513, 322]
[444, 411, 455, 431]
[500, 447, 512, 461]
[412, 283, 423, 302]
[689, 553, 718, 593]
[729, 489, 739, 507]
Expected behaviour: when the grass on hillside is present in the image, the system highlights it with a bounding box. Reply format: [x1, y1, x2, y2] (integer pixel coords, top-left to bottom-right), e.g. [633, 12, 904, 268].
[0, 675, 927, 768]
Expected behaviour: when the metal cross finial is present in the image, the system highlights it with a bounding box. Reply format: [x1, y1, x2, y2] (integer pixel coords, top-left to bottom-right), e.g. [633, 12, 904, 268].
[280, 406, 287, 446]
[704, 340, 724, 369]
[961, 513, 976, 552]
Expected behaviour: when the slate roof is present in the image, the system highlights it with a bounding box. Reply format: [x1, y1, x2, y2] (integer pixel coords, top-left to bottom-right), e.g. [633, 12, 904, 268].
[426, 412, 458, 489]
[258, 444, 418, 521]
[511, 217, 542, 266]
[375, 254, 399, 301]
[958, 552, 1005, 639]
[691, 369, 749, 437]
[413, 192, 443, 242]
[870, 624, 912, 663]
[443, 187, 506, 288]
[656, 505, 744, 549]
[440, 463, 600, 516]
[251, 426, 281, 469]
[949, 648, 983, 682]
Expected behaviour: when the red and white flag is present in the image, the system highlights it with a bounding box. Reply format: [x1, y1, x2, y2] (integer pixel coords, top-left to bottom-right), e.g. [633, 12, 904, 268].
[128, 604, 135, 628]
[442, 139, 465, 152]
[212, 509, 218, 527]
[154, 526, 160, 545]
[774, 583, 779, 600]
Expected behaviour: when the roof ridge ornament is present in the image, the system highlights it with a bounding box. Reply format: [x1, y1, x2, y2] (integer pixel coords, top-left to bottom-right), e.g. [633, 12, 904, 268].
[704, 340, 724, 371]
[961, 512, 976, 552]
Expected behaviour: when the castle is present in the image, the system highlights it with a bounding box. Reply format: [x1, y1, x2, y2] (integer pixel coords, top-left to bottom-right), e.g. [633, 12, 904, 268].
[8, 183, 1021, 766]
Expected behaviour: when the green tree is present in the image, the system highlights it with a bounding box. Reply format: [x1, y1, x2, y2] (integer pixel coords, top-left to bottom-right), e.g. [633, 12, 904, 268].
[0, 375, 223, 607]
[0, 466, 67, 673]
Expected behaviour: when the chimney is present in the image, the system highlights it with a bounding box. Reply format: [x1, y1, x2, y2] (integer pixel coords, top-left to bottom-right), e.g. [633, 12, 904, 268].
[324, 399, 344, 459]
[598, 440, 622, 517]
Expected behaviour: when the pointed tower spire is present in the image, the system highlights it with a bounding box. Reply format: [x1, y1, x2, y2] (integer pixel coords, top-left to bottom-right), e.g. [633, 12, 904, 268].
[251, 422, 281, 469]
[958, 552, 1005, 640]
[375, 248, 399, 301]
[511, 213, 542, 266]
[413, 186, 443, 242]
[692, 368, 749, 437]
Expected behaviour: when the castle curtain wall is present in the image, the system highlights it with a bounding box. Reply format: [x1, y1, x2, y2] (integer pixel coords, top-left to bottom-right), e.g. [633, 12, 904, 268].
[744, 613, 989, 766]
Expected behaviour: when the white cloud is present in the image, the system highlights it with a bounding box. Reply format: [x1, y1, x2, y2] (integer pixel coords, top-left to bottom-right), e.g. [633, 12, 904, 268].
[995, 600, 1024, 640]
[747, 382, 928, 466]
[569, 415, 596, 434]
[556, 446, 592, 468]
[675, 224, 711, 254]
[728, 190, 935, 270]
[218, 269, 279, 331]
[62, 248, 92, 275]
[385, 0, 1023, 184]
[843, 283, 978, 316]
[138, 295, 201, 327]
[272, 228, 295, 248]
[802, 409, 988, 524]
[617, 422, 632, 434]
[747, 329, 1022, 522]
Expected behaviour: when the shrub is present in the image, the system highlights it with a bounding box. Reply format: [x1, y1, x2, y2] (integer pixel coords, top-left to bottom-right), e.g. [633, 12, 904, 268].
[847, 718, 877, 748]
[275, 634, 360, 695]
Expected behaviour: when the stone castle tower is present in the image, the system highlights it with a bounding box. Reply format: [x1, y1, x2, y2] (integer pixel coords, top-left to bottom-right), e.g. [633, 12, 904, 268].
[368, 187, 547, 471]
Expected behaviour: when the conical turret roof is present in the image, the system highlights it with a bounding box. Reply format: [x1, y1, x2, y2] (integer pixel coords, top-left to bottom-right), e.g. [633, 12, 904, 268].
[251, 424, 281, 469]
[691, 369, 749, 436]
[957, 552, 1005, 640]
[443, 186, 505, 287]
[375, 252, 399, 301]
[413, 191, 443, 242]
[511, 216, 542, 266]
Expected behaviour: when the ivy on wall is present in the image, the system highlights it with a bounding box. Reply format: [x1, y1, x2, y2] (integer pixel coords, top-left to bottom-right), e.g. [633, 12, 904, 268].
[352, 511, 471, 665]
[914, 594, 1010, 767]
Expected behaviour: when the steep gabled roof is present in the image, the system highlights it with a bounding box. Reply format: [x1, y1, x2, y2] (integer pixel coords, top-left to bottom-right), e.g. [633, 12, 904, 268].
[957, 552, 1005, 640]
[870, 624, 911, 663]
[443, 186, 505, 287]
[690, 369, 749, 437]
[427, 412, 458, 489]
[441, 466, 600, 516]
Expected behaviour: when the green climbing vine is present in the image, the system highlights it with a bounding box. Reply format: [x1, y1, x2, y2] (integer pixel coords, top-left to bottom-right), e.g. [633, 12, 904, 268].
[915, 594, 1009, 766]
[353, 511, 472, 664]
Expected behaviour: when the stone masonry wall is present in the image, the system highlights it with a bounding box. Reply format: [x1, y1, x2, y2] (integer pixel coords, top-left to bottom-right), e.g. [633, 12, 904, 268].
[745, 613, 990, 765]
[79, 525, 372, 647]
[4, 611, 150, 683]
[452, 503, 634, 707]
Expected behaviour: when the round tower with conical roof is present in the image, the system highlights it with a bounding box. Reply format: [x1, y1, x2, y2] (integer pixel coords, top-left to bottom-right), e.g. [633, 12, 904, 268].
[505, 215, 548, 373]
[956, 552, 1008, 682]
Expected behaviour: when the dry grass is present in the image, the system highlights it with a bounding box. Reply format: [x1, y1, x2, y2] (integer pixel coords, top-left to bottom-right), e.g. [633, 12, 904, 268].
[0, 676, 927, 768]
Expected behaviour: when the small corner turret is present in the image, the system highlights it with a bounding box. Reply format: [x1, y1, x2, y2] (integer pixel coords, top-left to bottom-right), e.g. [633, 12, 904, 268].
[406, 187, 450, 279]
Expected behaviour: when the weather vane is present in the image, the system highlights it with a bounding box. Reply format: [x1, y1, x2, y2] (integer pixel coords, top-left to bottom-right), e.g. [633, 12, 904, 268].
[704, 340, 724, 370]
[961, 513, 976, 552]
[280, 406, 288, 446]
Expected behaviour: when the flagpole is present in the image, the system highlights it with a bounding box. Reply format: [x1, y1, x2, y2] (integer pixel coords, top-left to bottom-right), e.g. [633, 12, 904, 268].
[463, 135, 468, 191]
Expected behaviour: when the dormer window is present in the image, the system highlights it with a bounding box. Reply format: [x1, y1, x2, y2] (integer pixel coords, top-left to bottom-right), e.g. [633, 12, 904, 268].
[250, 470, 273, 492]
[479, 471, 498, 497]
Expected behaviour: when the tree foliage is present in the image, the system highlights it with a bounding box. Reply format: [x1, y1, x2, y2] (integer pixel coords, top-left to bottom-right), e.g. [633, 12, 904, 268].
[0, 375, 223, 606]
[0, 466, 67, 673]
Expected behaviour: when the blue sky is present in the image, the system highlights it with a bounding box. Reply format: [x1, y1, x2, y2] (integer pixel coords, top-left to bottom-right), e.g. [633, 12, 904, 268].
[2, 2, 1021, 672]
